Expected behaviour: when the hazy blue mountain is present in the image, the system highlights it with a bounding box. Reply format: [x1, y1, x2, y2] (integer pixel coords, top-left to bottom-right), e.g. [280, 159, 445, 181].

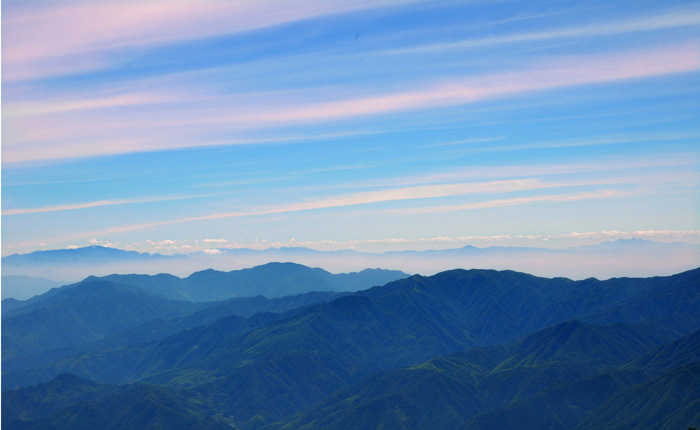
[92, 262, 408, 301]
[280, 320, 687, 430]
[459, 369, 647, 430]
[626, 329, 700, 377]
[93, 290, 346, 348]
[4, 240, 698, 282]
[275, 348, 500, 430]
[2, 280, 206, 364]
[494, 320, 673, 371]
[3, 291, 345, 374]
[2, 298, 27, 314]
[2, 245, 189, 282]
[178, 263, 407, 300]
[573, 362, 700, 430]
[2, 373, 123, 424]
[472, 320, 679, 408]
[455, 326, 700, 430]
[2, 245, 180, 265]
[1, 275, 64, 300]
[3, 263, 405, 312]
[579, 269, 700, 325]
[87, 273, 185, 299]
[3, 267, 699, 429]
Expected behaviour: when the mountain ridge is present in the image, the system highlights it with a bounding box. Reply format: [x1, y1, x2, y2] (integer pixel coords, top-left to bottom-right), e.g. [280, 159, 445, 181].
[4, 240, 698, 288]
[3, 262, 408, 306]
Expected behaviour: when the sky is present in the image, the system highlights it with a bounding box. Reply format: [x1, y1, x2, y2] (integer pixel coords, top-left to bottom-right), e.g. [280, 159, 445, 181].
[2, 0, 700, 257]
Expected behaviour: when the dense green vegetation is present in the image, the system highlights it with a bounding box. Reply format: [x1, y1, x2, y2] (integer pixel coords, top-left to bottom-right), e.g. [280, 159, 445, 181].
[276, 320, 697, 430]
[2, 280, 206, 364]
[2, 288, 345, 377]
[3, 266, 699, 429]
[3, 374, 233, 430]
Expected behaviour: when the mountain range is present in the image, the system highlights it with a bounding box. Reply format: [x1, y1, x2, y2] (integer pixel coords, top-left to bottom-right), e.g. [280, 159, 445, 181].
[2, 260, 407, 303]
[3, 239, 698, 293]
[3, 265, 699, 429]
[1, 262, 406, 372]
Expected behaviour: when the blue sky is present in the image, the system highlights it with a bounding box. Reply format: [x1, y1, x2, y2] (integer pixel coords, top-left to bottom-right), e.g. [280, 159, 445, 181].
[2, 0, 700, 256]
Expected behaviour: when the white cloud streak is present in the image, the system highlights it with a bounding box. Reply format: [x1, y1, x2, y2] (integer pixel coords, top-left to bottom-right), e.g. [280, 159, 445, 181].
[379, 8, 700, 56]
[315, 150, 700, 191]
[3, 0, 418, 81]
[2, 193, 214, 216]
[380, 190, 623, 216]
[4, 93, 180, 118]
[203, 45, 699, 125]
[33, 175, 641, 246]
[4, 44, 698, 164]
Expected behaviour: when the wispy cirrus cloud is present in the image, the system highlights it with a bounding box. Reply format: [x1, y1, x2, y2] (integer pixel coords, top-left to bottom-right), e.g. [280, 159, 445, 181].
[342, 152, 700, 190]
[2, 193, 215, 216]
[381, 190, 624, 216]
[3, 1, 698, 262]
[4, 44, 698, 164]
[203, 45, 699, 125]
[3, 0, 419, 81]
[378, 8, 700, 56]
[14, 156, 697, 253]
[422, 136, 506, 147]
[175, 178, 547, 224]
[29, 174, 646, 245]
[3, 92, 179, 118]
[445, 132, 700, 157]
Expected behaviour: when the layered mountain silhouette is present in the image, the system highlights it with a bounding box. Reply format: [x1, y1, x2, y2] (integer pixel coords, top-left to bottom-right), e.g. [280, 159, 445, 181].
[2, 259, 407, 302]
[3, 265, 699, 429]
[93, 262, 407, 301]
[4, 240, 698, 291]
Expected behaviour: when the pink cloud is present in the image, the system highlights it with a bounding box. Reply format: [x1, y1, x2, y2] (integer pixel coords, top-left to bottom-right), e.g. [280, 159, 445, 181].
[3, 0, 417, 81]
[4, 44, 698, 163]
[231, 44, 699, 124]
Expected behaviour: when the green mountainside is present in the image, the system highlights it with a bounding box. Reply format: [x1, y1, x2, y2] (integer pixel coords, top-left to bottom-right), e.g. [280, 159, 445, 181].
[3, 374, 232, 430]
[277, 319, 694, 430]
[573, 362, 700, 430]
[2, 291, 345, 381]
[2, 280, 206, 364]
[3, 266, 699, 429]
